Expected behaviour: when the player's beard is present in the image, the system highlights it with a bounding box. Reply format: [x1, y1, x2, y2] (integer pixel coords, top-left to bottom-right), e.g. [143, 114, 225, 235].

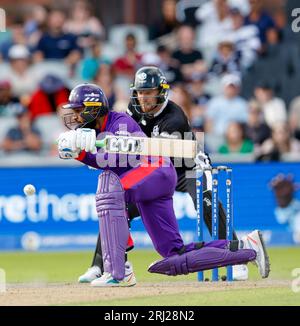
[141, 102, 162, 117]
[79, 118, 97, 130]
[142, 102, 155, 111]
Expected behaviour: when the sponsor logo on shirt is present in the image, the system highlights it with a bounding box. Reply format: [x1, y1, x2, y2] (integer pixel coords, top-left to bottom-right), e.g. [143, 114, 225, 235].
[152, 125, 159, 136]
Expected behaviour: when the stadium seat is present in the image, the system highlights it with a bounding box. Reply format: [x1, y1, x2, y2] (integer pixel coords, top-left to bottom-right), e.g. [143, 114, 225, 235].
[137, 41, 156, 55]
[102, 42, 123, 61]
[33, 114, 66, 153]
[195, 25, 216, 64]
[31, 61, 70, 85]
[0, 62, 10, 76]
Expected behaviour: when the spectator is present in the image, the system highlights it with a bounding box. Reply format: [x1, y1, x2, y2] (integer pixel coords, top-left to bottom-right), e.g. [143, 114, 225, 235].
[176, 0, 202, 27]
[204, 74, 248, 151]
[24, 5, 48, 49]
[257, 122, 300, 161]
[265, 26, 280, 47]
[34, 8, 81, 65]
[228, 0, 250, 15]
[0, 17, 28, 61]
[209, 40, 241, 77]
[254, 81, 287, 129]
[244, 100, 271, 145]
[6, 45, 39, 99]
[227, 7, 261, 69]
[113, 33, 142, 80]
[169, 84, 193, 118]
[94, 64, 115, 108]
[0, 14, 10, 47]
[28, 75, 70, 121]
[187, 73, 211, 130]
[156, 45, 183, 84]
[64, 0, 104, 46]
[139, 45, 183, 85]
[188, 73, 211, 107]
[270, 174, 300, 238]
[170, 83, 204, 133]
[78, 36, 111, 81]
[149, 0, 179, 40]
[272, 8, 287, 43]
[288, 96, 300, 140]
[172, 25, 206, 81]
[0, 80, 24, 117]
[195, 0, 233, 52]
[244, 0, 276, 46]
[1, 106, 42, 153]
[219, 121, 254, 154]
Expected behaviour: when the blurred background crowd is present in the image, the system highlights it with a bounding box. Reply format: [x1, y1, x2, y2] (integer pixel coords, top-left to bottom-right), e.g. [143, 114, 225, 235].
[0, 0, 300, 162]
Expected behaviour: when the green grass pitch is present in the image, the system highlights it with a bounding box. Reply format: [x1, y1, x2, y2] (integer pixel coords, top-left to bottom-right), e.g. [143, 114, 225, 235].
[0, 248, 299, 305]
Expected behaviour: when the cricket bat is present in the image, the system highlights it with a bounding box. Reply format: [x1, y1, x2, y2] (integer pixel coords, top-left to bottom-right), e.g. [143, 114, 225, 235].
[95, 135, 198, 158]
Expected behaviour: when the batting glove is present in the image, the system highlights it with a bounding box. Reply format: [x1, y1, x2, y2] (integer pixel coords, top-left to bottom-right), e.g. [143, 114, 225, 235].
[76, 128, 97, 154]
[57, 130, 80, 159]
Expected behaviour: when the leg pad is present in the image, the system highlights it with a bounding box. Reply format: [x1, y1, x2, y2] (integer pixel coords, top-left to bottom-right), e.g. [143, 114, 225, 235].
[96, 171, 129, 280]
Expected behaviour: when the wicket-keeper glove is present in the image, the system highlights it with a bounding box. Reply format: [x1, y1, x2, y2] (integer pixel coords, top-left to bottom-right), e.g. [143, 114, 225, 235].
[194, 151, 212, 170]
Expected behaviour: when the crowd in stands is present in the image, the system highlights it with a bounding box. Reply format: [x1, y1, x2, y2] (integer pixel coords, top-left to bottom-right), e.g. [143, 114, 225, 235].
[0, 0, 299, 162]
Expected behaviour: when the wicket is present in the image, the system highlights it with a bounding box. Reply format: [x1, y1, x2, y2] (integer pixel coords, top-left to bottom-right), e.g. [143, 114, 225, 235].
[196, 165, 234, 282]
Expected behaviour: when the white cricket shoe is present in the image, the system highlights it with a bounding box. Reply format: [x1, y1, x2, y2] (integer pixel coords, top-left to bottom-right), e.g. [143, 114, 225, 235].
[91, 261, 137, 287]
[242, 230, 270, 278]
[232, 264, 249, 281]
[78, 266, 102, 283]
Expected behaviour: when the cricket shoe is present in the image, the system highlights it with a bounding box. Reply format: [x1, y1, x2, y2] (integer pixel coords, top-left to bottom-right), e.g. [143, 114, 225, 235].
[242, 230, 270, 278]
[91, 261, 137, 287]
[78, 266, 102, 283]
[232, 264, 248, 281]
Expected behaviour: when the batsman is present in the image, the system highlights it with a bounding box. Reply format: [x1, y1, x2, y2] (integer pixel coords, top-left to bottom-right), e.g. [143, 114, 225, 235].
[57, 83, 270, 286]
[80, 67, 250, 282]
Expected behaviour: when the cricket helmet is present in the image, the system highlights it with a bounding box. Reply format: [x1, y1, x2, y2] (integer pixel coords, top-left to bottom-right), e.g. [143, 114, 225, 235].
[130, 66, 169, 118]
[62, 83, 109, 129]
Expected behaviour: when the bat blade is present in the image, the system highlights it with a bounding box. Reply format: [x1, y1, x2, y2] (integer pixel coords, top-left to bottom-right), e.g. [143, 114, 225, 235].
[95, 136, 197, 158]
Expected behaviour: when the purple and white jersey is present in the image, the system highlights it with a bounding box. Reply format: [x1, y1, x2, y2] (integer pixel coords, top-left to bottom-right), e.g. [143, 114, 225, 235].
[77, 111, 146, 176]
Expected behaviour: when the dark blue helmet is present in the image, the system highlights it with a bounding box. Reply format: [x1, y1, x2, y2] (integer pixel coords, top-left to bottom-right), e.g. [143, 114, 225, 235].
[62, 83, 109, 129]
[130, 66, 169, 118]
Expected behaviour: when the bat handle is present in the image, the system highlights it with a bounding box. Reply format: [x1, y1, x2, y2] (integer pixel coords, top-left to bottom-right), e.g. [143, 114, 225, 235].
[55, 139, 106, 147]
[95, 139, 106, 148]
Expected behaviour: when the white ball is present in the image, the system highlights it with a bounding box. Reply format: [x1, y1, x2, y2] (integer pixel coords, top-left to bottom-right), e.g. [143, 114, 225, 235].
[23, 184, 36, 196]
[21, 232, 41, 251]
